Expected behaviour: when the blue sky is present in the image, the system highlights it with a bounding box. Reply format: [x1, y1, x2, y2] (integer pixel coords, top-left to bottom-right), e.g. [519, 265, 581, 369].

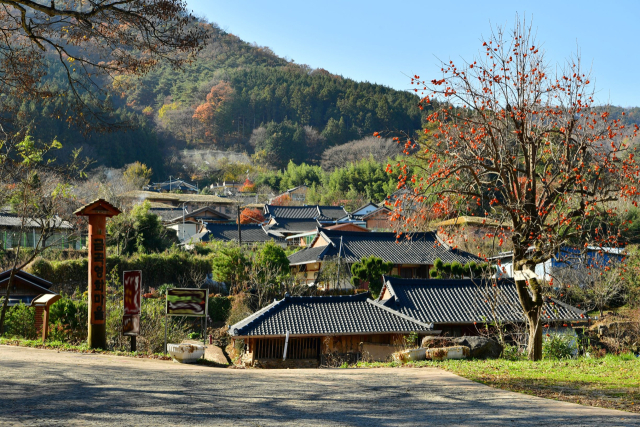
[186, 0, 639, 107]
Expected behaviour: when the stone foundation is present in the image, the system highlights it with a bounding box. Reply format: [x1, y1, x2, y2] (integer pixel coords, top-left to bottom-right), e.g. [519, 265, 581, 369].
[252, 358, 319, 369]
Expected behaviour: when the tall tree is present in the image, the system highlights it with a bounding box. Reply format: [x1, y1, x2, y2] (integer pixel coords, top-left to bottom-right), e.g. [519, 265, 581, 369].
[388, 19, 639, 360]
[0, 0, 206, 129]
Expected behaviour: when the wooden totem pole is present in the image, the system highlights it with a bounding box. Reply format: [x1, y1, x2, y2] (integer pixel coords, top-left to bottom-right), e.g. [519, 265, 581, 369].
[75, 199, 121, 349]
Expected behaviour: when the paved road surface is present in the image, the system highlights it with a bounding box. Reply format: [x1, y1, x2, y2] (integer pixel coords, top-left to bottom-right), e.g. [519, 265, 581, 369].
[1, 345, 638, 426]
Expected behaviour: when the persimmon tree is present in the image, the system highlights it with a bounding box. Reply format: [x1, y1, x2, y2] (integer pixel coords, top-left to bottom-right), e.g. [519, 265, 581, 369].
[386, 20, 640, 360]
[239, 208, 265, 225]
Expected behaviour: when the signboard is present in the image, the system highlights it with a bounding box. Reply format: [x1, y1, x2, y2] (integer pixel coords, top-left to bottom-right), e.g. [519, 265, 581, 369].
[166, 288, 208, 317]
[122, 315, 140, 336]
[123, 270, 142, 336]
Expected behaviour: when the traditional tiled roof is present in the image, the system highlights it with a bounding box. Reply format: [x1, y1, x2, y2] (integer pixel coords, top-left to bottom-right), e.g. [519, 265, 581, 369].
[165, 206, 231, 223]
[202, 223, 285, 244]
[229, 292, 435, 338]
[377, 277, 586, 325]
[0, 269, 53, 289]
[150, 208, 185, 221]
[288, 229, 479, 265]
[265, 218, 322, 233]
[263, 205, 347, 221]
[287, 245, 329, 265]
[122, 191, 236, 204]
[0, 213, 73, 229]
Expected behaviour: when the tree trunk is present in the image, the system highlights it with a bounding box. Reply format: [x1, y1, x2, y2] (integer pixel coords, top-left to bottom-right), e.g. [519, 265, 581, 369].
[526, 308, 543, 361]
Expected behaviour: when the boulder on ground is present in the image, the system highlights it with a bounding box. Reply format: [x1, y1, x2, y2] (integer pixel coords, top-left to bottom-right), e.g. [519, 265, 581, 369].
[451, 336, 502, 359]
[181, 339, 230, 365]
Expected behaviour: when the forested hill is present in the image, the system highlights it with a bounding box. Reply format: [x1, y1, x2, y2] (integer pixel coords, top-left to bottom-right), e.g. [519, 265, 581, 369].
[18, 20, 423, 176]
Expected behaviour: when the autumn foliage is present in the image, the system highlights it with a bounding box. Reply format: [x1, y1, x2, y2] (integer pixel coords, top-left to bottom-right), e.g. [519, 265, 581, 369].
[239, 208, 265, 225]
[387, 20, 640, 360]
[239, 178, 256, 193]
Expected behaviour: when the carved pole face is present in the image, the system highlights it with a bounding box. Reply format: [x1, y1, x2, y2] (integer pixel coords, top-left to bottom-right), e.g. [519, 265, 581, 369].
[88, 215, 107, 348]
[75, 199, 121, 349]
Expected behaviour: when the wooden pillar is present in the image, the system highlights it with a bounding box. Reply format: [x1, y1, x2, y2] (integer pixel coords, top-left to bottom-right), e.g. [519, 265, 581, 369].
[87, 215, 107, 349]
[42, 307, 50, 342]
[75, 199, 121, 350]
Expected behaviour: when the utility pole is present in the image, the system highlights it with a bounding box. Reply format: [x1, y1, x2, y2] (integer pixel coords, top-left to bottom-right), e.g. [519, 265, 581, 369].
[237, 205, 242, 246]
[336, 236, 343, 290]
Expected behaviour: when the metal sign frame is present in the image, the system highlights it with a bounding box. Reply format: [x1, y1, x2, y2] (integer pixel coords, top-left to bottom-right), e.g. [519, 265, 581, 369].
[163, 288, 209, 355]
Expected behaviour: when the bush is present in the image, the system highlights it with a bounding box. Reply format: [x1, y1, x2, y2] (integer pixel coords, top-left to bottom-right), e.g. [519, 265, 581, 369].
[49, 293, 88, 343]
[226, 293, 252, 326]
[543, 332, 577, 359]
[3, 303, 36, 339]
[208, 296, 232, 323]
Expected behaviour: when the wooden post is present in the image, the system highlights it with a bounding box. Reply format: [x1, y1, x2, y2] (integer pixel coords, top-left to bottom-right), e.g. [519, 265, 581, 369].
[74, 199, 121, 349]
[42, 307, 50, 342]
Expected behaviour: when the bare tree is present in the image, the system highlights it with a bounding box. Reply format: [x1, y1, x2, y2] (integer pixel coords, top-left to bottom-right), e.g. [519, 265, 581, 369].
[321, 136, 404, 171]
[388, 18, 640, 360]
[0, 135, 85, 333]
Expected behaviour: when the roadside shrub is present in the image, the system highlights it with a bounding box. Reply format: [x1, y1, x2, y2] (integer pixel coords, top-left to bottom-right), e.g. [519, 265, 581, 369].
[3, 303, 36, 339]
[501, 344, 524, 361]
[543, 332, 577, 359]
[208, 296, 232, 323]
[49, 294, 88, 343]
[226, 292, 252, 326]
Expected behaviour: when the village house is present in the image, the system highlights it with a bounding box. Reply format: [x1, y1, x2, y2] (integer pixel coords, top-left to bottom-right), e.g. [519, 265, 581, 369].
[144, 178, 198, 193]
[270, 185, 309, 205]
[229, 292, 438, 368]
[193, 223, 286, 246]
[361, 206, 392, 230]
[490, 246, 626, 286]
[286, 223, 369, 247]
[376, 276, 588, 338]
[122, 190, 237, 215]
[0, 212, 79, 250]
[335, 201, 379, 227]
[262, 205, 348, 240]
[287, 228, 479, 287]
[433, 216, 513, 252]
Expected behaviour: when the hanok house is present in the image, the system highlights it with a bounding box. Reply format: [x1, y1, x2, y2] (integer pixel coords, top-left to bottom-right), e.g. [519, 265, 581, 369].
[122, 190, 237, 215]
[262, 205, 349, 241]
[194, 223, 286, 247]
[229, 292, 438, 368]
[288, 228, 479, 287]
[0, 269, 59, 337]
[286, 223, 369, 248]
[0, 211, 78, 250]
[376, 276, 588, 338]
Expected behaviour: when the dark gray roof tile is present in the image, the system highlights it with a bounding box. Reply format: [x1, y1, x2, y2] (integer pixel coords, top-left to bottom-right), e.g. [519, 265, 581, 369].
[229, 292, 433, 337]
[288, 229, 479, 265]
[379, 277, 586, 324]
[203, 223, 285, 244]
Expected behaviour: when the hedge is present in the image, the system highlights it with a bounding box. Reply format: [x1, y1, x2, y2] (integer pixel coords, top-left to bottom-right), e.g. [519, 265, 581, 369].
[27, 252, 215, 292]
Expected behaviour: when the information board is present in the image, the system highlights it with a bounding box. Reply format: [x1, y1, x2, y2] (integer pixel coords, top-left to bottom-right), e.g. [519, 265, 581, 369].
[166, 288, 208, 317]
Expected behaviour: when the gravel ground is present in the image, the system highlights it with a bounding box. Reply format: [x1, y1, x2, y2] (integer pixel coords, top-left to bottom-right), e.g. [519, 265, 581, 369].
[1, 345, 638, 426]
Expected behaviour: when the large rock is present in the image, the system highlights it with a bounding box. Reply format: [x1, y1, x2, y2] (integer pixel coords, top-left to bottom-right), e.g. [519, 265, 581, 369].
[421, 336, 453, 348]
[181, 340, 229, 365]
[451, 336, 502, 359]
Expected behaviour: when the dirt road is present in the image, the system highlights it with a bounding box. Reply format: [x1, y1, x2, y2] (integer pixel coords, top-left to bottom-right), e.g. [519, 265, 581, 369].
[1, 345, 637, 426]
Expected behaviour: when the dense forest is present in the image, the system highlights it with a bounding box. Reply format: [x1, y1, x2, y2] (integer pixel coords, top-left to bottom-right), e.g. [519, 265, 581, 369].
[10, 20, 423, 177]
